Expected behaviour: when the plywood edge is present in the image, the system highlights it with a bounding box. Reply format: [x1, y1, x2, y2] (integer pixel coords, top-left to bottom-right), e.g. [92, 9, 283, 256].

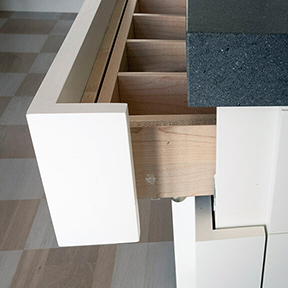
[81, 0, 127, 103]
[126, 39, 186, 44]
[118, 71, 187, 76]
[129, 114, 216, 127]
[137, 188, 214, 199]
[133, 13, 185, 19]
[98, 0, 138, 103]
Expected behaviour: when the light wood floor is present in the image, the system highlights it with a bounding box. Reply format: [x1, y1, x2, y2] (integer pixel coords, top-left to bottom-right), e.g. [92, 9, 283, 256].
[0, 10, 176, 288]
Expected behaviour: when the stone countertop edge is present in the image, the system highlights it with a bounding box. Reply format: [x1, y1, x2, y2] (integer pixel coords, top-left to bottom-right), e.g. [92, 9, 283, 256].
[186, 0, 288, 107]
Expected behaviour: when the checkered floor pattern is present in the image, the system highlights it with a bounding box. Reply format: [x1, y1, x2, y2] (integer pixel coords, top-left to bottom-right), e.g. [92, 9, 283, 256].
[0, 10, 176, 288]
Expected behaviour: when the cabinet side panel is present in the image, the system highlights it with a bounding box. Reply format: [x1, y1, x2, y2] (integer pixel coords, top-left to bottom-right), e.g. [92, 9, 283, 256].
[27, 111, 140, 246]
[216, 107, 280, 228]
[263, 233, 288, 288]
[268, 111, 288, 233]
[197, 236, 265, 288]
[172, 197, 197, 288]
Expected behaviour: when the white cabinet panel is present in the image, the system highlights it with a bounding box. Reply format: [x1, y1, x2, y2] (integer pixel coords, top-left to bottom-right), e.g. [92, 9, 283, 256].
[172, 196, 265, 288]
[263, 233, 288, 288]
[216, 107, 280, 228]
[27, 107, 140, 246]
[172, 197, 196, 288]
[268, 110, 288, 233]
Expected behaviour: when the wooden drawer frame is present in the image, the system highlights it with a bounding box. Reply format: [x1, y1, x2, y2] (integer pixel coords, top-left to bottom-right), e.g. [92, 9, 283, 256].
[82, 0, 216, 199]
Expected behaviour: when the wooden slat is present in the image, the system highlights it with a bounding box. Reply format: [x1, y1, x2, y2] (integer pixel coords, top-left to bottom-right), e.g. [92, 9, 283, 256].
[129, 114, 216, 127]
[118, 72, 188, 114]
[98, 0, 137, 103]
[139, 0, 185, 15]
[132, 125, 216, 198]
[126, 40, 186, 72]
[133, 14, 185, 40]
[118, 72, 214, 115]
[81, 0, 127, 103]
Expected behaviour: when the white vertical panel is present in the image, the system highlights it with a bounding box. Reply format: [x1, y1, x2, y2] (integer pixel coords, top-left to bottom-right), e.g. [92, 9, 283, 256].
[27, 105, 140, 246]
[196, 197, 265, 288]
[172, 198, 197, 288]
[268, 110, 288, 233]
[216, 107, 280, 228]
[172, 196, 265, 288]
[263, 233, 288, 288]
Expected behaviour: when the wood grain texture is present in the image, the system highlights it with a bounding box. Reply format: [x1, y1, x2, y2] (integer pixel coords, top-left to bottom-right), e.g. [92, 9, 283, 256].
[98, 0, 138, 103]
[39, 247, 99, 288]
[45, 246, 99, 266]
[0, 53, 37, 73]
[129, 114, 216, 127]
[81, 0, 127, 103]
[0, 97, 11, 117]
[111, 242, 176, 288]
[11, 249, 50, 288]
[0, 19, 56, 34]
[133, 14, 185, 40]
[111, 243, 147, 288]
[131, 125, 216, 198]
[0, 125, 35, 158]
[126, 40, 186, 72]
[118, 72, 214, 115]
[0, 73, 26, 97]
[139, 0, 185, 15]
[118, 72, 187, 114]
[39, 262, 96, 288]
[0, 200, 40, 250]
[119, 47, 129, 72]
[15, 73, 45, 96]
[142, 242, 176, 287]
[0, 159, 44, 200]
[0, 251, 23, 288]
[138, 199, 173, 242]
[24, 198, 58, 249]
[92, 245, 117, 288]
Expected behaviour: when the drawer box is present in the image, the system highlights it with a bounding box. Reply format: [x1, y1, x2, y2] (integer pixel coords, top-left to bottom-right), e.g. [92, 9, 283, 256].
[82, 0, 216, 199]
[27, 0, 215, 246]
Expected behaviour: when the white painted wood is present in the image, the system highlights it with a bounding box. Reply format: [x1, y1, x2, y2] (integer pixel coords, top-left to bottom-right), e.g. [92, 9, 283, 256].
[215, 107, 281, 228]
[195, 197, 265, 288]
[172, 197, 196, 288]
[27, 0, 140, 246]
[27, 105, 140, 246]
[0, 0, 84, 13]
[172, 196, 265, 288]
[263, 233, 288, 288]
[267, 110, 288, 234]
[215, 107, 288, 286]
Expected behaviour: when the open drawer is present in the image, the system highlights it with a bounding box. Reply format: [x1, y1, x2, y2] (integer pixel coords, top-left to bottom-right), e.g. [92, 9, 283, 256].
[27, 0, 216, 246]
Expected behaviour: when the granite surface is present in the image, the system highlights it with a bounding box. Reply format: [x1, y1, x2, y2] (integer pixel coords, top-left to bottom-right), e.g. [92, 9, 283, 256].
[187, 0, 288, 106]
[187, 0, 288, 34]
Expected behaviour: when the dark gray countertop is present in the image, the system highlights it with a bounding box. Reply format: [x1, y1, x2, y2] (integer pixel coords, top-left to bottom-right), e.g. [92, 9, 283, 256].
[187, 0, 288, 107]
